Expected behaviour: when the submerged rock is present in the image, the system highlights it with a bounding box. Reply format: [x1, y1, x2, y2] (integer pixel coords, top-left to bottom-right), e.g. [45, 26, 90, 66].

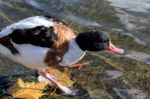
[105, 70, 123, 80]
[113, 88, 148, 99]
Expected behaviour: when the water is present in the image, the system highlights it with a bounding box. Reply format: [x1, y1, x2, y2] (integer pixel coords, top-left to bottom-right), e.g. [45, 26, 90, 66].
[107, 0, 150, 13]
[0, 0, 150, 98]
[26, 0, 102, 27]
[25, 0, 150, 64]
[105, 70, 123, 80]
[107, 0, 150, 46]
[126, 51, 150, 64]
[113, 88, 148, 99]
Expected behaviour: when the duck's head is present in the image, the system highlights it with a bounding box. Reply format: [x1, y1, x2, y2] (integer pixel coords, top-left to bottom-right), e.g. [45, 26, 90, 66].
[76, 31, 124, 55]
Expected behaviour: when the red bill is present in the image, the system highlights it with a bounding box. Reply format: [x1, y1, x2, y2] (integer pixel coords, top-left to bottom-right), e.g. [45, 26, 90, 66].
[106, 42, 124, 55]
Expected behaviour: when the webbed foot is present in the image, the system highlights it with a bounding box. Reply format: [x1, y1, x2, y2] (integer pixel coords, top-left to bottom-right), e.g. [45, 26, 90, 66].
[38, 71, 80, 96]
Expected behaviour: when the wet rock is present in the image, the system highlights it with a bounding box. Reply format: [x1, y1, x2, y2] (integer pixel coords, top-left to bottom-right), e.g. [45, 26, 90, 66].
[105, 70, 123, 80]
[113, 88, 148, 99]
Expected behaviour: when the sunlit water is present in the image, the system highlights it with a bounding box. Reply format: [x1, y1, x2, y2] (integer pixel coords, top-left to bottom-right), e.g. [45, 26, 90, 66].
[26, 0, 102, 27]
[107, 0, 150, 45]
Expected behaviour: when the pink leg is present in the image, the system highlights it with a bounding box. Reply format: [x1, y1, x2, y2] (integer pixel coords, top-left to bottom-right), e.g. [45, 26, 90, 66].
[38, 71, 79, 96]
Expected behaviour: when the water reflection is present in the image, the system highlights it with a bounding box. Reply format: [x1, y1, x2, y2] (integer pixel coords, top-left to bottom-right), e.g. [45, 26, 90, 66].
[26, 0, 101, 27]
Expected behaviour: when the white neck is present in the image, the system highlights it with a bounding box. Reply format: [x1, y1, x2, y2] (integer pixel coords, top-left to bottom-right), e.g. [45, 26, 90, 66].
[70, 38, 85, 53]
[59, 38, 86, 66]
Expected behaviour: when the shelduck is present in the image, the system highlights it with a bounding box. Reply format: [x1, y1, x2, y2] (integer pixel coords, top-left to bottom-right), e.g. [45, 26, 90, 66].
[0, 16, 124, 95]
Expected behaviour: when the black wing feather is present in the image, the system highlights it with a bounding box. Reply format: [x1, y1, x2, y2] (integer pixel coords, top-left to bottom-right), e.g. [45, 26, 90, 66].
[9, 26, 58, 48]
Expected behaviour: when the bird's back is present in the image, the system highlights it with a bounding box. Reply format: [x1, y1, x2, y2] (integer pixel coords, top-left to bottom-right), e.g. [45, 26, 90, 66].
[0, 16, 76, 69]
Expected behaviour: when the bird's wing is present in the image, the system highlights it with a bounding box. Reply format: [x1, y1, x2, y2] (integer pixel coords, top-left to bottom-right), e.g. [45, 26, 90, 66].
[8, 25, 58, 48]
[0, 16, 54, 38]
[0, 15, 76, 49]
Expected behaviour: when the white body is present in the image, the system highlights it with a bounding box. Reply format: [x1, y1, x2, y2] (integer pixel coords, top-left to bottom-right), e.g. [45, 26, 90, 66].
[0, 16, 86, 70]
